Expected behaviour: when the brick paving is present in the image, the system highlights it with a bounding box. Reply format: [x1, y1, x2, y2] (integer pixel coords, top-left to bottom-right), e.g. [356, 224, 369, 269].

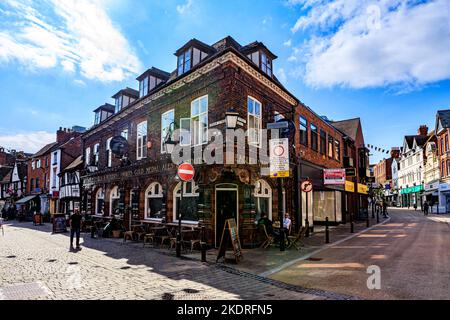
[0, 221, 345, 300]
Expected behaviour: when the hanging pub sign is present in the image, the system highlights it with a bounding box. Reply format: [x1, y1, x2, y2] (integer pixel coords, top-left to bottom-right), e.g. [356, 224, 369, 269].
[323, 169, 346, 185]
[269, 138, 290, 178]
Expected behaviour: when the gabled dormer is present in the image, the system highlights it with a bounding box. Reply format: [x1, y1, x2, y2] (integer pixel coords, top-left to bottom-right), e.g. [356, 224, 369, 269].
[175, 39, 215, 76]
[93, 103, 115, 125]
[436, 109, 450, 135]
[112, 87, 139, 113]
[240, 41, 277, 77]
[136, 67, 171, 98]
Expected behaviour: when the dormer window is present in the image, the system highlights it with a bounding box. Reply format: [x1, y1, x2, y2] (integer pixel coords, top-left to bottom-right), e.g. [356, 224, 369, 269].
[261, 52, 272, 76]
[139, 75, 163, 98]
[115, 95, 123, 113]
[178, 49, 191, 75]
[94, 112, 100, 125]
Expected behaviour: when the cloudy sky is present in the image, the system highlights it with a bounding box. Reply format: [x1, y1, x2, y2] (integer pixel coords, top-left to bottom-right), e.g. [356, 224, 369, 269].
[0, 0, 449, 163]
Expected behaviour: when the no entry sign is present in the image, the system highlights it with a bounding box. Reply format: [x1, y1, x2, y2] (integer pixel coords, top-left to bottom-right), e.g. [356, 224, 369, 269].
[178, 163, 195, 182]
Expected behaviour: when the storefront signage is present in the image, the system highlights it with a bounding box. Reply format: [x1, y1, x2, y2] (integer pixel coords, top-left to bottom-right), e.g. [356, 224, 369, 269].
[82, 162, 176, 186]
[357, 183, 368, 194]
[400, 185, 424, 195]
[345, 168, 356, 177]
[269, 138, 289, 178]
[216, 218, 242, 264]
[323, 169, 346, 185]
[345, 181, 355, 193]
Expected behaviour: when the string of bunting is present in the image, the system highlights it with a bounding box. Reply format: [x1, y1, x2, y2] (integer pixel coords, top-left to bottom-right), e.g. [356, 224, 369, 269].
[366, 144, 391, 154]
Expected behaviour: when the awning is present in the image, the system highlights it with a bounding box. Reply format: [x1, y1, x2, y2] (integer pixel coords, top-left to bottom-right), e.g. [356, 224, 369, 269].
[423, 190, 438, 196]
[15, 195, 38, 205]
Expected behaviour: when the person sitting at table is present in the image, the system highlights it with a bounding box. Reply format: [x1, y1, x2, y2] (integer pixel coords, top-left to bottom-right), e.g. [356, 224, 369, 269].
[258, 212, 279, 238]
[283, 213, 292, 246]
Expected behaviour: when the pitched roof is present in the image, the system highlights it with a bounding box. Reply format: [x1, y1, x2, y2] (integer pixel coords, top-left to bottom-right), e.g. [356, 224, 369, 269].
[32, 142, 58, 158]
[330, 118, 360, 141]
[437, 109, 450, 128]
[112, 87, 139, 99]
[404, 135, 428, 150]
[136, 67, 171, 81]
[0, 168, 12, 184]
[93, 103, 115, 113]
[63, 155, 83, 172]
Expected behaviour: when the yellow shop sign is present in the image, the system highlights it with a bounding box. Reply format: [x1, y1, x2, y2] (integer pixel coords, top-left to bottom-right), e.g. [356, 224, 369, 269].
[345, 181, 355, 193]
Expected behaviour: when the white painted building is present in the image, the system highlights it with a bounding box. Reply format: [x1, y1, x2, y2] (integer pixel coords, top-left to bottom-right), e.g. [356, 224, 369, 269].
[398, 126, 429, 208]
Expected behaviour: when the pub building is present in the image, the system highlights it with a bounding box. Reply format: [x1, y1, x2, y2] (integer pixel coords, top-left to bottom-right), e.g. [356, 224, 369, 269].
[81, 36, 300, 247]
[80, 36, 370, 247]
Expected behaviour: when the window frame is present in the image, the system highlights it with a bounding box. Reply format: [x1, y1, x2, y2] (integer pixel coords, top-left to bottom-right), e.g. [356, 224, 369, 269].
[299, 116, 308, 146]
[106, 137, 112, 167]
[247, 96, 262, 147]
[320, 129, 326, 155]
[144, 182, 164, 221]
[310, 123, 318, 151]
[161, 109, 175, 153]
[136, 121, 148, 160]
[191, 95, 208, 146]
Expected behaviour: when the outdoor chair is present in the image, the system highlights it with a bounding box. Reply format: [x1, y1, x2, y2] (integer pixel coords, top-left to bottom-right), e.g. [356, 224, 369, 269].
[260, 225, 275, 249]
[287, 226, 308, 250]
[159, 228, 173, 248]
[143, 232, 155, 247]
[123, 230, 134, 243]
[134, 225, 146, 241]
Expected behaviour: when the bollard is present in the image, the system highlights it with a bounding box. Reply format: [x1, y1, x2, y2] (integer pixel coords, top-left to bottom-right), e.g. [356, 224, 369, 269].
[325, 217, 330, 243]
[351, 221, 354, 233]
[280, 225, 285, 251]
[201, 225, 207, 262]
[376, 210, 380, 224]
[305, 219, 310, 237]
[366, 213, 370, 228]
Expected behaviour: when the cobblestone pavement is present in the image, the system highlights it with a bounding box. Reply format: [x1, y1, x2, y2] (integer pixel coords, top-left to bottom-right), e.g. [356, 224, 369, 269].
[0, 222, 355, 300]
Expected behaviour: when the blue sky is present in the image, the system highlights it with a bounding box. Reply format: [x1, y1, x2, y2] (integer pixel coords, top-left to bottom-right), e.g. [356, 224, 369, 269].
[0, 0, 449, 164]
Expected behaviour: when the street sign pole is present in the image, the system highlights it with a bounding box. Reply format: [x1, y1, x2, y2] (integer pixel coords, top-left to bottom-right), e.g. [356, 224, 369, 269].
[176, 163, 195, 258]
[176, 182, 183, 258]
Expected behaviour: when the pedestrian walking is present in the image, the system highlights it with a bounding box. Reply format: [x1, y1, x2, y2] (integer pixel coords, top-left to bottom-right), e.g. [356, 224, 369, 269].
[382, 201, 388, 218]
[414, 203, 417, 211]
[69, 209, 82, 251]
[424, 201, 429, 216]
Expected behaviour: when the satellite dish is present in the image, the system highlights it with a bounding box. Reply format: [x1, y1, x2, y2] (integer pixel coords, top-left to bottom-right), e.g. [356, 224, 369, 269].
[110, 136, 129, 157]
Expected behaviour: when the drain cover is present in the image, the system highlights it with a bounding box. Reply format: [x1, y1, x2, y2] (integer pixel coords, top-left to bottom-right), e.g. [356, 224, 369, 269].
[0, 282, 51, 300]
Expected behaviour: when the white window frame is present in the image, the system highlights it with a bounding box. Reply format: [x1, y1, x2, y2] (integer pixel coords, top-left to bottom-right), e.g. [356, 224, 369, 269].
[254, 179, 272, 220]
[93, 143, 100, 165]
[161, 109, 175, 154]
[180, 118, 191, 146]
[173, 181, 199, 224]
[191, 95, 208, 146]
[95, 188, 104, 216]
[106, 137, 112, 167]
[121, 129, 128, 140]
[109, 186, 120, 216]
[144, 182, 164, 221]
[247, 96, 262, 147]
[136, 121, 148, 160]
[85, 147, 91, 166]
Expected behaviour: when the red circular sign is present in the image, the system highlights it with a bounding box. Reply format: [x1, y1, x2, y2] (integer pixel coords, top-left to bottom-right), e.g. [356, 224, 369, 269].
[301, 180, 313, 193]
[273, 145, 285, 157]
[178, 163, 195, 182]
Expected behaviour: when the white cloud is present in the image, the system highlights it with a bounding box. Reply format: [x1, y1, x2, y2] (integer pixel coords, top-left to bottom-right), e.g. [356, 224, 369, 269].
[0, 0, 142, 82]
[74, 79, 86, 86]
[277, 68, 288, 85]
[176, 0, 193, 14]
[288, 0, 450, 90]
[0, 131, 55, 154]
[283, 39, 292, 47]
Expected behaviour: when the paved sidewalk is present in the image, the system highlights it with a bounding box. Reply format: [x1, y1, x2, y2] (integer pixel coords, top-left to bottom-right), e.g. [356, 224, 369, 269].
[181, 215, 389, 276]
[0, 221, 352, 300]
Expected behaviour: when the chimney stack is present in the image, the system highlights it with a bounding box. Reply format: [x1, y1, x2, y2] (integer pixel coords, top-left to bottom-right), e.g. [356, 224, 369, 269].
[390, 147, 400, 159]
[418, 125, 428, 136]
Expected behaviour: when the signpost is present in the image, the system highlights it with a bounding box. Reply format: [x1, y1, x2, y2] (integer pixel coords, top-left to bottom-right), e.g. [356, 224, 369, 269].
[176, 163, 195, 258]
[301, 179, 313, 237]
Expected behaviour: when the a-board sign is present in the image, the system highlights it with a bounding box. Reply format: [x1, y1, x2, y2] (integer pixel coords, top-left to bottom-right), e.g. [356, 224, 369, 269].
[52, 214, 67, 233]
[216, 218, 243, 263]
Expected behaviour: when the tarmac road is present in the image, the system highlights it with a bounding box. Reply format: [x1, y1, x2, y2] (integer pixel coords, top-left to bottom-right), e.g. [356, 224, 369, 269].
[269, 208, 450, 300]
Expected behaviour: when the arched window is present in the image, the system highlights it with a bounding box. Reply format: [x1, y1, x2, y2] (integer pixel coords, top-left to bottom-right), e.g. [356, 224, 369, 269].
[145, 182, 164, 220]
[254, 179, 272, 221]
[95, 188, 104, 215]
[173, 181, 199, 223]
[109, 186, 120, 216]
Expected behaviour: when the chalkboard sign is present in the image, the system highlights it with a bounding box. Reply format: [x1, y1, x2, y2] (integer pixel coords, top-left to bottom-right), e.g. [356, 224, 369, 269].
[53, 214, 67, 233]
[216, 218, 243, 263]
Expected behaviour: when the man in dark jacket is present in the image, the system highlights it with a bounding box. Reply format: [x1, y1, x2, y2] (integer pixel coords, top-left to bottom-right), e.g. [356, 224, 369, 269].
[69, 209, 83, 251]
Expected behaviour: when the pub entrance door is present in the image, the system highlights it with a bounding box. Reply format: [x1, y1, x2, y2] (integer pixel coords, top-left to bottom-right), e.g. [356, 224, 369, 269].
[215, 184, 238, 247]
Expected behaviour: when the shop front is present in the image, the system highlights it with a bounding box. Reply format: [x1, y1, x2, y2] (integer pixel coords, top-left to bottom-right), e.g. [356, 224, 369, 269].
[400, 185, 424, 209]
[423, 182, 439, 213]
[437, 183, 450, 213]
[82, 160, 288, 248]
[357, 183, 369, 219]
